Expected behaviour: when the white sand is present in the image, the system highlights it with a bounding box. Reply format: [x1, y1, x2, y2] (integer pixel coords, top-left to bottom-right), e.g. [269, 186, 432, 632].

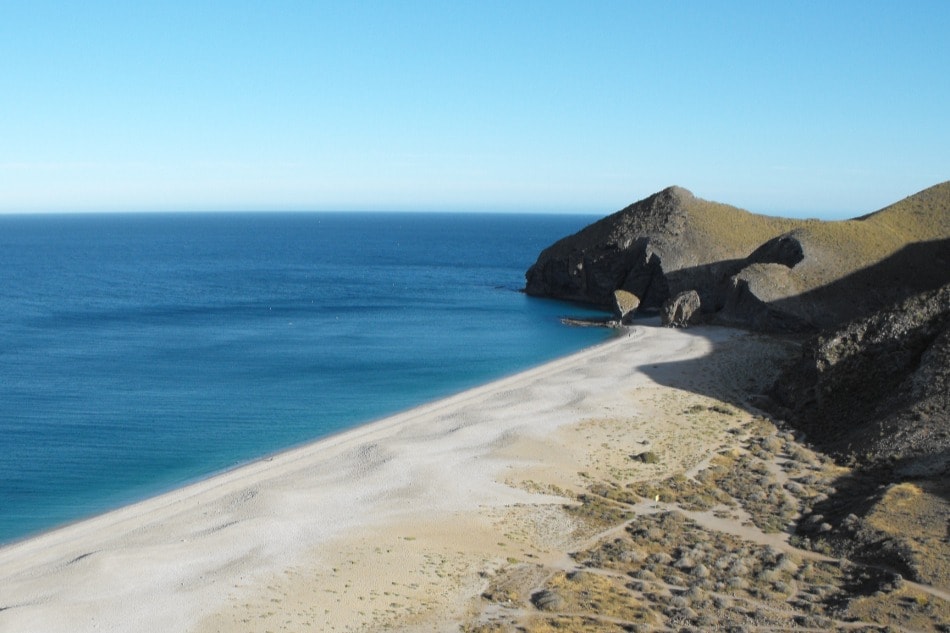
[0, 323, 756, 633]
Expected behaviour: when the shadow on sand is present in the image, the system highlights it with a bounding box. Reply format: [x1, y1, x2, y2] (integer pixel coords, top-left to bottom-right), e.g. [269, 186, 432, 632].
[629, 322, 949, 584]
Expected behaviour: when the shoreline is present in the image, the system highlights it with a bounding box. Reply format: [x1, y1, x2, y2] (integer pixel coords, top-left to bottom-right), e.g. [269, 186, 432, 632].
[0, 324, 792, 631]
[0, 322, 617, 551]
[0, 325, 630, 543]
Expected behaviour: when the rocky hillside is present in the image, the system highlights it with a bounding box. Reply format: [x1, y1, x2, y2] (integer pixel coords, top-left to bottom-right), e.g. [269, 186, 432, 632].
[770, 283, 950, 476]
[526, 183, 950, 614]
[525, 183, 950, 332]
[766, 284, 950, 588]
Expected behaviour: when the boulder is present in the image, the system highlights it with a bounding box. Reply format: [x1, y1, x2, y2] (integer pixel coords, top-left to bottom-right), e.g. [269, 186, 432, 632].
[661, 290, 701, 327]
[530, 589, 565, 611]
[612, 289, 640, 324]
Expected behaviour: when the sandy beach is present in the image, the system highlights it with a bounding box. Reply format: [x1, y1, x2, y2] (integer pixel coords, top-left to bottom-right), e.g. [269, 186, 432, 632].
[3, 322, 945, 632]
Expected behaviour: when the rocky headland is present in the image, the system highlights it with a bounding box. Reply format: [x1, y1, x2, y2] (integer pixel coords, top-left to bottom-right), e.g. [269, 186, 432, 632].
[524, 182, 949, 470]
[505, 183, 950, 631]
[525, 182, 950, 332]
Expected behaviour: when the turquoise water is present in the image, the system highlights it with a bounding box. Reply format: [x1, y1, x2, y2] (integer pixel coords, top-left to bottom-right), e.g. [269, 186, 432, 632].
[0, 212, 608, 544]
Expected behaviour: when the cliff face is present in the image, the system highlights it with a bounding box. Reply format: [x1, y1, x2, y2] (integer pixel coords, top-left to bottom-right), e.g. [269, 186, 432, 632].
[767, 284, 950, 587]
[525, 182, 950, 332]
[770, 283, 950, 475]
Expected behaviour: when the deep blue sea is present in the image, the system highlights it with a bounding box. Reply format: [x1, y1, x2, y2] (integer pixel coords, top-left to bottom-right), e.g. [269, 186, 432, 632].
[0, 212, 609, 544]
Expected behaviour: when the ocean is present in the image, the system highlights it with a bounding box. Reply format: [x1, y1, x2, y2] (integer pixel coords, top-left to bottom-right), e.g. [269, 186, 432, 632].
[0, 212, 610, 545]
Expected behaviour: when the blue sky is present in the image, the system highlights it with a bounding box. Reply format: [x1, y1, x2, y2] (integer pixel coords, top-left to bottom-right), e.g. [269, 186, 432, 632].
[1, 1, 948, 217]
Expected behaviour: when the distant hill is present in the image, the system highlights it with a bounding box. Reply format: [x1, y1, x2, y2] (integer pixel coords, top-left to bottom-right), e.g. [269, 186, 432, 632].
[525, 182, 950, 331]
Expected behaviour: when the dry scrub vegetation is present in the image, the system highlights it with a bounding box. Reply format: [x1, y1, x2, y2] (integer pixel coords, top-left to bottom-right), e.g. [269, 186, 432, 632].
[464, 410, 950, 632]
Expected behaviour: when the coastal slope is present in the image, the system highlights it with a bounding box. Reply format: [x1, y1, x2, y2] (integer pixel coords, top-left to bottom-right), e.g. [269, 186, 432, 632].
[766, 283, 950, 592]
[520, 182, 950, 629]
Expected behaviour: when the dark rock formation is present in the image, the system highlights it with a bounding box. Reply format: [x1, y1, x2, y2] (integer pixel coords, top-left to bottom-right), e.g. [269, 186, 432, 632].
[527, 181, 950, 595]
[770, 283, 950, 475]
[768, 284, 950, 586]
[660, 290, 702, 328]
[744, 234, 805, 267]
[526, 182, 950, 332]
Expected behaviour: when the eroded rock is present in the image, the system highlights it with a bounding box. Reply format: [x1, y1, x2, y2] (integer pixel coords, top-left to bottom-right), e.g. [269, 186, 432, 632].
[661, 290, 702, 328]
[613, 289, 640, 324]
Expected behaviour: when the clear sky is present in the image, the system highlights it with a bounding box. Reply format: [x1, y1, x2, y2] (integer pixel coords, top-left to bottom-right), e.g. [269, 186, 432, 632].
[1, 1, 948, 217]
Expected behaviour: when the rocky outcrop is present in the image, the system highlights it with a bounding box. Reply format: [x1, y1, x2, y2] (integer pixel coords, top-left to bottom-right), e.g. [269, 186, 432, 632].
[525, 186, 789, 312]
[770, 283, 950, 475]
[660, 290, 701, 328]
[526, 182, 950, 332]
[767, 284, 950, 585]
[612, 290, 640, 324]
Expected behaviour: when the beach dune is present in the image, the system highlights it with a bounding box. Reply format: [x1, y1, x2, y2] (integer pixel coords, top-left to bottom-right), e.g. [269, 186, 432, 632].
[0, 324, 758, 633]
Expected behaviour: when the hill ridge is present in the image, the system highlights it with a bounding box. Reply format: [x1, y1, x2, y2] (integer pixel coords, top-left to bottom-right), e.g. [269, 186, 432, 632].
[525, 181, 950, 331]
